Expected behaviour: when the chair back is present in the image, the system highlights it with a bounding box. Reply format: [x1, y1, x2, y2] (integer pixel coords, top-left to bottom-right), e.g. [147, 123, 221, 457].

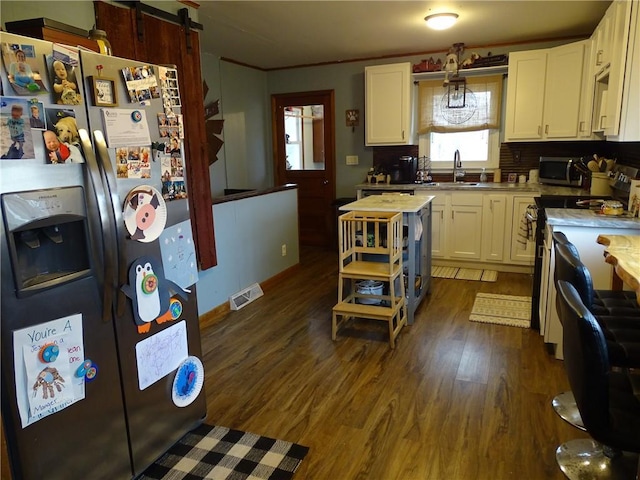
[551, 231, 580, 258]
[554, 243, 595, 307]
[556, 280, 610, 434]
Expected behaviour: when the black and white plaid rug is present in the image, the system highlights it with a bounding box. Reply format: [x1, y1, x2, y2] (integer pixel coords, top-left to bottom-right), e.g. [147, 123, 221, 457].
[139, 424, 309, 480]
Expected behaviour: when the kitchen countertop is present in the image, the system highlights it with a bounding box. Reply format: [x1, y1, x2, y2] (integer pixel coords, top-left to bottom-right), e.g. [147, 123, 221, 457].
[596, 234, 640, 303]
[340, 194, 434, 213]
[546, 208, 640, 229]
[356, 182, 586, 195]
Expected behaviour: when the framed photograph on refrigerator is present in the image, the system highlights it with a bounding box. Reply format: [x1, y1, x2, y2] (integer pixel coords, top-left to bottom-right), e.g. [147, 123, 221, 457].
[88, 76, 117, 107]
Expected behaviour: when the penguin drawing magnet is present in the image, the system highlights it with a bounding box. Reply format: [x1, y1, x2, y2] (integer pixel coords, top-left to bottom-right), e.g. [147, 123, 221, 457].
[123, 185, 167, 243]
[121, 255, 188, 334]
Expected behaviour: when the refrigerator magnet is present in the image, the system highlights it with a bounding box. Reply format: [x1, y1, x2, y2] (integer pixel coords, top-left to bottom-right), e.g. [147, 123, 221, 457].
[84, 365, 98, 382]
[172, 356, 204, 408]
[38, 344, 59, 363]
[156, 298, 183, 324]
[88, 76, 117, 107]
[121, 255, 188, 334]
[75, 359, 93, 378]
[123, 185, 167, 242]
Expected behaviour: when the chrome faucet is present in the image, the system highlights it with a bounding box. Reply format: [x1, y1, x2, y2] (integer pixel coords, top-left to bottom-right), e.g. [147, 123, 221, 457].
[453, 149, 465, 182]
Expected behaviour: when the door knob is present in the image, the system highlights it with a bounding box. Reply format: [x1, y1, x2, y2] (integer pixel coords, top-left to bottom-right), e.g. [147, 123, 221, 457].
[323, 180, 329, 185]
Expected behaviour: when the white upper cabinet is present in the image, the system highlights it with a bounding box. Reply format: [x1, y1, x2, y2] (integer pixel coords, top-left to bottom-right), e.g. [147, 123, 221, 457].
[505, 41, 586, 141]
[577, 40, 596, 138]
[592, 4, 615, 70]
[504, 49, 548, 140]
[615, 1, 640, 141]
[365, 62, 413, 145]
[544, 42, 586, 138]
[597, 0, 638, 141]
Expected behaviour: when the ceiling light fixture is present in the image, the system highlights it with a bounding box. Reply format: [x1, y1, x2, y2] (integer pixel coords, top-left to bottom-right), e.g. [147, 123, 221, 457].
[424, 13, 459, 30]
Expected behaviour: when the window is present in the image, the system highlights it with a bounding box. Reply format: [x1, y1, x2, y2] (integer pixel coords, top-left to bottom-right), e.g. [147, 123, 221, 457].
[284, 105, 325, 170]
[417, 74, 503, 170]
[284, 107, 303, 169]
[419, 129, 500, 170]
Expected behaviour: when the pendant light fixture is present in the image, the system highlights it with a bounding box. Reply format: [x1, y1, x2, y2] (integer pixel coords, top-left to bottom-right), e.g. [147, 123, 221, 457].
[445, 43, 467, 108]
[424, 13, 459, 30]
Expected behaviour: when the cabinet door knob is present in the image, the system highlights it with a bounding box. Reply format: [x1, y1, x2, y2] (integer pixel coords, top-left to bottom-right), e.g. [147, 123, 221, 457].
[323, 179, 329, 185]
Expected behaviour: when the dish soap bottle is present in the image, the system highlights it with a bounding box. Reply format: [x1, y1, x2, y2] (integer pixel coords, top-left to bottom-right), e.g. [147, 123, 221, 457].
[480, 168, 487, 183]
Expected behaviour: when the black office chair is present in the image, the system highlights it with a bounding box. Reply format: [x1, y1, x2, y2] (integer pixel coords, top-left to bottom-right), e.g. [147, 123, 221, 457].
[552, 231, 578, 256]
[555, 280, 640, 479]
[550, 232, 586, 430]
[551, 233, 640, 435]
[554, 242, 640, 368]
[552, 235, 640, 318]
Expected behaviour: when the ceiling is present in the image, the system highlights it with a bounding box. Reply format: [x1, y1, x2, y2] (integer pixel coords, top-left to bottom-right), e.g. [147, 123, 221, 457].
[196, 1, 612, 70]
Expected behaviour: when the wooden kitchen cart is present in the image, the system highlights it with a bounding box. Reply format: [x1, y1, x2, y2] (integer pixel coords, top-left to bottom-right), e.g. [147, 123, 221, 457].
[339, 194, 434, 327]
[332, 210, 407, 348]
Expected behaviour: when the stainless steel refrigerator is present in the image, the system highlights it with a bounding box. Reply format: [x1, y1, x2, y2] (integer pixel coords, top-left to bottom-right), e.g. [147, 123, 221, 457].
[0, 32, 206, 479]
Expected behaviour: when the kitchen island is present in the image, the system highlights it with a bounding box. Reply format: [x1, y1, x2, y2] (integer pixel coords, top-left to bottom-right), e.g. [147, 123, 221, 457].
[597, 234, 640, 304]
[340, 194, 434, 325]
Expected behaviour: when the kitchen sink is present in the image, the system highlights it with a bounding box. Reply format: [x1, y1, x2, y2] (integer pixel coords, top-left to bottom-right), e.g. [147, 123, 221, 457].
[420, 181, 482, 187]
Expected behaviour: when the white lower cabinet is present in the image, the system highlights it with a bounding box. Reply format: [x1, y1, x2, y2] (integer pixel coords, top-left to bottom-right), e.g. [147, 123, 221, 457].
[539, 226, 564, 358]
[508, 195, 536, 265]
[431, 195, 446, 258]
[449, 194, 483, 260]
[361, 190, 536, 269]
[435, 192, 533, 266]
[481, 194, 507, 262]
[431, 193, 484, 261]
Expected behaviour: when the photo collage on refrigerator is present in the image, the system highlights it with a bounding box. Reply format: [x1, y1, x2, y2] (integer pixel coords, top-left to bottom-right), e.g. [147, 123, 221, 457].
[0, 41, 84, 163]
[0, 40, 187, 204]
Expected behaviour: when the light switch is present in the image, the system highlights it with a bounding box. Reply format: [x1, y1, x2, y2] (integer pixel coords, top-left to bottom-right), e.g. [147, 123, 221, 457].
[346, 155, 358, 165]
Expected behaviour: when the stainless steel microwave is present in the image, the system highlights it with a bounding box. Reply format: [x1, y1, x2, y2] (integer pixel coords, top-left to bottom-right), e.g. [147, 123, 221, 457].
[538, 156, 583, 186]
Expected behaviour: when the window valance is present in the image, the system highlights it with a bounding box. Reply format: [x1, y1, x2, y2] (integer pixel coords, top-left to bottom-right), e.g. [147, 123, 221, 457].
[417, 74, 503, 134]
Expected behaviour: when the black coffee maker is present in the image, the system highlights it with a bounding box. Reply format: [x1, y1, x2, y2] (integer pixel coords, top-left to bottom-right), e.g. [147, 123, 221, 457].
[389, 156, 417, 184]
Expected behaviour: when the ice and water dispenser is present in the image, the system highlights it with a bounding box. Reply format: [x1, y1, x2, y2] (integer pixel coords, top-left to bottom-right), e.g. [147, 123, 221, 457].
[2, 186, 91, 296]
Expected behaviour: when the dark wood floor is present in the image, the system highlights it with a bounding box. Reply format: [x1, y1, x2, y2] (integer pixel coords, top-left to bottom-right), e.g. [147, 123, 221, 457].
[201, 246, 585, 479]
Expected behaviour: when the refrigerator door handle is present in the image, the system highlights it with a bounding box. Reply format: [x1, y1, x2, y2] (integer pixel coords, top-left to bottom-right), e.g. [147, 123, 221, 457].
[93, 130, 128, 317]
[79, 129, 118, 323]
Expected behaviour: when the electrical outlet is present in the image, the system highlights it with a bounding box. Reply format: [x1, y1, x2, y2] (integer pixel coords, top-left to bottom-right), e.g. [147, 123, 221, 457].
[281, 244, 287, 256]
[514, 151, 521, 163]
[346, 155, 359, 165]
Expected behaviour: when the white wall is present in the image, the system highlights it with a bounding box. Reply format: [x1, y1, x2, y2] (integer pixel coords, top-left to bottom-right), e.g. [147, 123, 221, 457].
[196, 188, 299, 314]
[219, 61, 270, 191]
[200, 52, 228, 197]
[200, 56, 270, 196]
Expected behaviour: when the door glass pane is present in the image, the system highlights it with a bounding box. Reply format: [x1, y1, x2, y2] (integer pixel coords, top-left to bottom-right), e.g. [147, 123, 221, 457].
[284, 104, 325, 170]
